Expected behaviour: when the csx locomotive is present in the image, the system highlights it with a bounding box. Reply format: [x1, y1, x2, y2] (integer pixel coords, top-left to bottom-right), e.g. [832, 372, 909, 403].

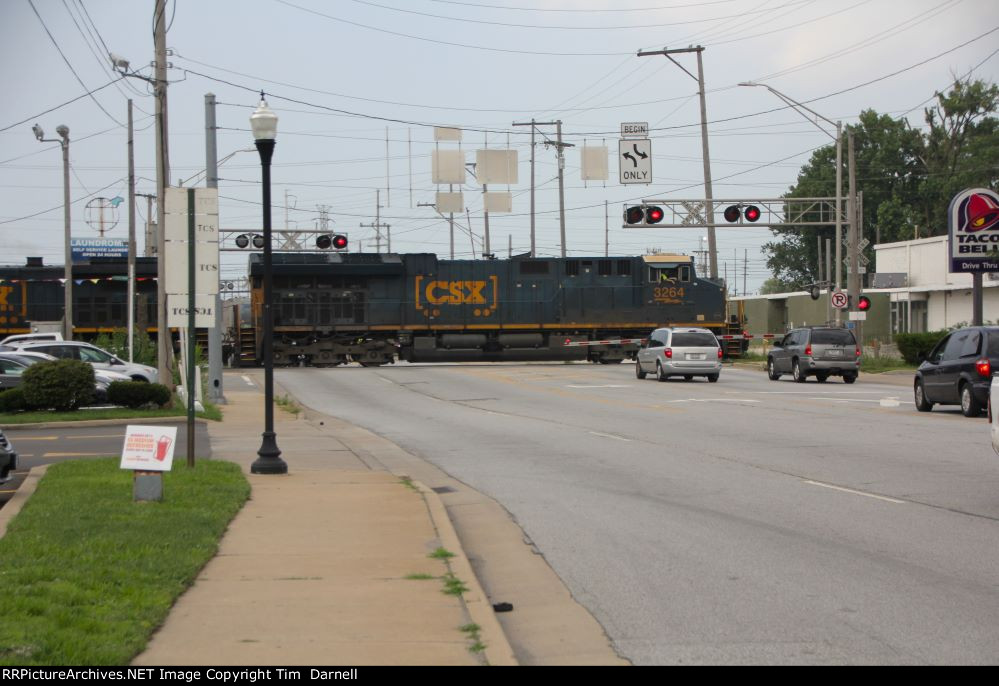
[248, 252, 732, 366]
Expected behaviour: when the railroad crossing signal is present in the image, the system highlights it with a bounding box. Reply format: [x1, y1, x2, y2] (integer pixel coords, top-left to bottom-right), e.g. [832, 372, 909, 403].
[723, 204, 761, 223]
[624, 204, 665, 226]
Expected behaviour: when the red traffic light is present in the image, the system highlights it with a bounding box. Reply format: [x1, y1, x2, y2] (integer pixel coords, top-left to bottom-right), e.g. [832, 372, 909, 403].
[857, 295, 871, 311]
[624, 205, 664, 225]
[744, 205, 761, 222]
[724, 205, 741, 222]
[332, 234, 348, 250]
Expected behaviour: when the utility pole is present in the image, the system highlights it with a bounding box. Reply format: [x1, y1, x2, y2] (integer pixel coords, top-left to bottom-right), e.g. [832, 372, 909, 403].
[605, 200, 609, 257]
[638, 46, 717, 279]
[128, 100, 136, 362]
[360, 190, 390, 252]
[154, 0, 171, 387]
[205, 92, 224, 404]
[513, 120, 573, 256]
[449, 184, 455, 259]
[847, 128, 861, 344]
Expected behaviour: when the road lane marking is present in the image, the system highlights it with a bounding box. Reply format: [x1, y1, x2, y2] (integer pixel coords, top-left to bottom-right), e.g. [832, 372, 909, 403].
[567, 384, 630, 389]
[7, 436, 59, 441]
[803, 480, 905, 504]
[44, 452, 109, 458]
[667, 398, 760, 403]
[241, 375, 255, 386]
[588, 431, 631, 442]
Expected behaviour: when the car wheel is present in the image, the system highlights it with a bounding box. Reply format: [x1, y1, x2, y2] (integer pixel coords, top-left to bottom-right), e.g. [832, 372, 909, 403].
[707, 374, 719, 383]
[636, 361, 647, 380]
[656, 362, 668, 382]
[843, 374, 857, 384]
[816, 373, 829, 383]
[961, 382, 982, 417]
[792, 360, 807, 383]
[767, 358, 780, 381]
[914, 380, 933, 412]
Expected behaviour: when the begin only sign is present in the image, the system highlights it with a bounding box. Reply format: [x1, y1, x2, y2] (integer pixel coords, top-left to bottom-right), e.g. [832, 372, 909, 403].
[121, 425, 178, 472]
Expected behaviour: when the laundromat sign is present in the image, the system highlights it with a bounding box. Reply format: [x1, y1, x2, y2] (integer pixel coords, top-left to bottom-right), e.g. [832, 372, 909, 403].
[949, 188, 999, 273]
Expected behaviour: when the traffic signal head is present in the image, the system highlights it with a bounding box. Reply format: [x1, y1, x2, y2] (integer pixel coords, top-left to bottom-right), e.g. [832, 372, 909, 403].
[857, 295, 871, 312]
[316, 234, 332, 250]
[332, 234, 348, 250]
[252, 234, 265, 249]
[724, 205, 741, 222]
[744, 205, 761, 222]
[235, 234, 250, 249]
[624, 205, 665, 226]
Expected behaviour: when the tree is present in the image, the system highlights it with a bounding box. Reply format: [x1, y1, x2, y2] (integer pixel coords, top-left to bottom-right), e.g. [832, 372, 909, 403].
[763, 78, 998, 284]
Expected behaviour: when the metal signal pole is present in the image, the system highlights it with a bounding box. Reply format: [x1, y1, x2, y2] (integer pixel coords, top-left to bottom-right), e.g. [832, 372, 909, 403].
[638, 46, 717, 279]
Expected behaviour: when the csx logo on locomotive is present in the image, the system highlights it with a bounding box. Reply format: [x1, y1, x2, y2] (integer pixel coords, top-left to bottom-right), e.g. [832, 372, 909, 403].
[415, 276, 499, 313]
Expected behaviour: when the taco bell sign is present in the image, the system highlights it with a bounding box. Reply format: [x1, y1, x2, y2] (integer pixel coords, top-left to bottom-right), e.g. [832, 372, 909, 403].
[949, 187, 999, 273]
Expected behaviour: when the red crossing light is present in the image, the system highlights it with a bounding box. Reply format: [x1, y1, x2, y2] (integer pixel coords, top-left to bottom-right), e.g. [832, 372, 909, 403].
[332, 234, 348, 250]
[857, 295, 871, 312]
[744, 205, 761, 222]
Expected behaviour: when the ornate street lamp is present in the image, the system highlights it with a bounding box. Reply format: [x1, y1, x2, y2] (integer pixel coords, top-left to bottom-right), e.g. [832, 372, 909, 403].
[249, 94, 287, 475]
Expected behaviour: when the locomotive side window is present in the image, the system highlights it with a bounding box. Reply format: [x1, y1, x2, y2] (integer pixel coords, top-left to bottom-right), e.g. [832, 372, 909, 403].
[617, 260, 632, 276]
[565, 260, 579, 277]
[598, 260, 612, 276]
[649, 265, 690, 284]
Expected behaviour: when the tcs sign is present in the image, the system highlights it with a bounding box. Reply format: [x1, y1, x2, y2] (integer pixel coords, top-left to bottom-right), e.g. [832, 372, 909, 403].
[415, 275, 499, 317]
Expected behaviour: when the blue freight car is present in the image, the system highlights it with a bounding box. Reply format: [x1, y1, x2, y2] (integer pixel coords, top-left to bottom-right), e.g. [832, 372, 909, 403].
[248, 252, 730, 366]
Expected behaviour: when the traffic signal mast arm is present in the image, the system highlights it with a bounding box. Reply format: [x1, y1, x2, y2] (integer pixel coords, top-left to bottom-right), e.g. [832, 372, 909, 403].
[621, 197, 846, 228]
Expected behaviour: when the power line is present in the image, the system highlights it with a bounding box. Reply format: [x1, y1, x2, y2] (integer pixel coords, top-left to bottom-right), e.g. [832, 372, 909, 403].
[27, 0, 124, 127]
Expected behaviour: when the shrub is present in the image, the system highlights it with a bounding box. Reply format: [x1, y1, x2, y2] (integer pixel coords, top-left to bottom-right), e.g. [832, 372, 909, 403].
[107, 381, 172, 409]
[895, 330, 949, 365]
[92, 329, 158, 368]
[0, 387, 26, 413]
[22, 359, 95, 411]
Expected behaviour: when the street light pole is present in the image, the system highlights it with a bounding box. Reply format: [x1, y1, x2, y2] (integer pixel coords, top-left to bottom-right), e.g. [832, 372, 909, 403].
[249, 95, 286, 475]
[33, 124, 73, 340]
[738, 82, 844, 324]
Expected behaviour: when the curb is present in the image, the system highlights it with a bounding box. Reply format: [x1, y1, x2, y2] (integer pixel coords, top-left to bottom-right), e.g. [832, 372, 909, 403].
[0, 464, 49, 539]
[413, 478, 519, 667]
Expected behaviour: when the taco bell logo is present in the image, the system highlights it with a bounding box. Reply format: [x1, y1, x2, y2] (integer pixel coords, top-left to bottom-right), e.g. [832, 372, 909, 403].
[949, 188, 999, 273]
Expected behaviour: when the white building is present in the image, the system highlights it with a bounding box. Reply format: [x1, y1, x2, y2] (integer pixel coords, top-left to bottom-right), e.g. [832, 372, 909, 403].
[873, 235, 999, 333]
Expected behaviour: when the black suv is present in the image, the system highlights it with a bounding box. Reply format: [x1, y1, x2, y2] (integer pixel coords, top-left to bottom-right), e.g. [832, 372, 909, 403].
[767, 326, 860, 383]
[914, 326, 999, 417]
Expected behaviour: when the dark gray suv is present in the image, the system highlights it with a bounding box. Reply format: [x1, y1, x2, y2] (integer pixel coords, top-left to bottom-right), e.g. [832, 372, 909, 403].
[767, 326, 860, 384]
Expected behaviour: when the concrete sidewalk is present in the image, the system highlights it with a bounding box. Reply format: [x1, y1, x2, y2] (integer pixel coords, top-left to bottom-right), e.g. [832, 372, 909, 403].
[133, 376, 516, 666]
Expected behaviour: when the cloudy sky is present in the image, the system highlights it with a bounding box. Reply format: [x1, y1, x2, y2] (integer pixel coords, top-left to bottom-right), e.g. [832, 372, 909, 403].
[1, 0, 997, 294]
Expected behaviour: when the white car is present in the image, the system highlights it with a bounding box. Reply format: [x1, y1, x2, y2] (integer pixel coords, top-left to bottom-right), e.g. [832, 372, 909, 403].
[8, 341, 158, 383]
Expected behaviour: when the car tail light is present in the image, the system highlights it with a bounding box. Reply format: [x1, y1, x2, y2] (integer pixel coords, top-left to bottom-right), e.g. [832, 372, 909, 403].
[805, 344, 812, 356]
[856, 347, 861, 357]
[717, 348, 723, 359]
[665, 348, 672, 359]
[977, 358, 991, 378]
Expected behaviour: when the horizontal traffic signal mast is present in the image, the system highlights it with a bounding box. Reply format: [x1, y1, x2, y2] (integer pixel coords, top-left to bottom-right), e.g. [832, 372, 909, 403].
[620, 197, 844, 228]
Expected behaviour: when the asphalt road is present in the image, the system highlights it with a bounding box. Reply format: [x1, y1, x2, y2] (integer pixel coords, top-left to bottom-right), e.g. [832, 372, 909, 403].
[0, 421, 210, 509]
[276, 361, 999, 665]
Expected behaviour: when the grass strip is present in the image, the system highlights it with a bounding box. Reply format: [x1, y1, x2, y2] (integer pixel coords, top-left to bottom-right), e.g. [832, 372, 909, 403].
[0, 457, 249, 665]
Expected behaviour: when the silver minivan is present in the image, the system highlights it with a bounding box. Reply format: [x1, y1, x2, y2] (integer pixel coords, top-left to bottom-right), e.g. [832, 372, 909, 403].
[636, 327, 722, 382]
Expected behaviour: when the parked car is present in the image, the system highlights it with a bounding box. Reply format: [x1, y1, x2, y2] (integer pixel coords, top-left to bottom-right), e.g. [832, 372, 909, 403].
[914, 326, 999, 417]
[636, 327, 722, 382]
[0, 351, 131, 402]
[8, 341, 158, 383]
[767, 326, 860, 383]
[0, 332, 63, 346]
[0, 427, 16, 483]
